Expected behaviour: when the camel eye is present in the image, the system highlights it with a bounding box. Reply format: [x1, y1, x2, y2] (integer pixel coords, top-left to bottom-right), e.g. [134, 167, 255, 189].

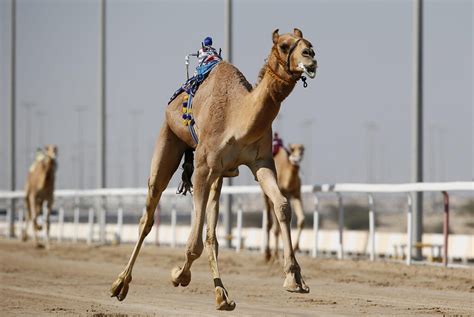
[279, 43, 289, 53]
[302, 48, 314, 57]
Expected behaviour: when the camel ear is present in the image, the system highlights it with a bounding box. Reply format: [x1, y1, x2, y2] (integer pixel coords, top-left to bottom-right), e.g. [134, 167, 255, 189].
[294, 28, 303, 38]
[272, 29, 280, 44]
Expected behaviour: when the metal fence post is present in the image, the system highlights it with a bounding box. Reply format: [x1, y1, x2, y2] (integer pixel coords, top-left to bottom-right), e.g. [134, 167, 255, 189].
[154, 203, 160, 246]
[73, 197, 80, 243]
[406, 193, 413, 265]
[87, 207, 94, 245]
[312, 193, 320, 258]
[6, 199, 13, 238]
[236, 204, 243, 252]
[99, 196, 106, 244]
[171, 204, 177, 248]
[368, 193, 375, 261]
[116, 200, 123, 244]
[261, 208, 267, 254]
[337, 193, 344, 260]
[58, 205, 64, 243]
[18, 207, 24, 241]
[442, 191, 449, 267]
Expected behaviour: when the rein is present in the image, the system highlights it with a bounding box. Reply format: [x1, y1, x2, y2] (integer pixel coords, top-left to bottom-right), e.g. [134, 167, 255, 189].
[267, 39, 308, 88]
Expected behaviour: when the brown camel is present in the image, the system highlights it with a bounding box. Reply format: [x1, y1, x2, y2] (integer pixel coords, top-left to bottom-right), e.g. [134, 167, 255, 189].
[23, 145, 58, 248]
[110, 28, 317, 310]
[264, 140, 306, 262]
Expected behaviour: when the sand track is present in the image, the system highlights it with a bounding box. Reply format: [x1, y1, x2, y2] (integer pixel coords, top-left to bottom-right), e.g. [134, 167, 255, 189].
[0, 239, 472, 316]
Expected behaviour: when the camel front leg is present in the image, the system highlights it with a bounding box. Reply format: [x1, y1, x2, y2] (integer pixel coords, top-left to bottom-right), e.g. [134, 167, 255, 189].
[263, 194, 274, 262]
[110, 124, 185, 301]
[31, 197, 42, 247]
[252, 162, 309, 293]
[171, 165, 217, 288]
[290, 197, 305, 252]
[44, 198, 53, 249]
[204, 177, 236, 311]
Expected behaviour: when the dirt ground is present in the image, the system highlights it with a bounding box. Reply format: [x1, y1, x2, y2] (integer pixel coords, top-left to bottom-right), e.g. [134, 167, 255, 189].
[0, 239, 472, 316]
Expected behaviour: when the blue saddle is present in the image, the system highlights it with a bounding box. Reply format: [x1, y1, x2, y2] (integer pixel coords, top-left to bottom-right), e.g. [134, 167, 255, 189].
[168, 60, 221, 144]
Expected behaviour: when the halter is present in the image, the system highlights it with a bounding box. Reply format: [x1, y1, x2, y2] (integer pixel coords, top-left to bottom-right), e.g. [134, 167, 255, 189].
[268, 39, 308, 88]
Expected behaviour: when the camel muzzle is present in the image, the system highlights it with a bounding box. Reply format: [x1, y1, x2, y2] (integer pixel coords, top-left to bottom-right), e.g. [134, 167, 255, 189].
[297, 62, 317, 79]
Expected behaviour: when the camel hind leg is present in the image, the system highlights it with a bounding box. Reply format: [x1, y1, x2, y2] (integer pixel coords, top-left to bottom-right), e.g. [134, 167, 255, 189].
[204, 177, 235, 310]
[291, 196, 305, 252]
[110, 123, 187, 301]
[171, 159, 218, 289]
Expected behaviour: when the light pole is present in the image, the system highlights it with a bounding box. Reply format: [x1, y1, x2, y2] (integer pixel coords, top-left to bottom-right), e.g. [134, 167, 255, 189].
[224, 0, 233, 248]
[8, 0, 17, 237]
[412, 0, 424, 260]
[98, 0, 106, 190]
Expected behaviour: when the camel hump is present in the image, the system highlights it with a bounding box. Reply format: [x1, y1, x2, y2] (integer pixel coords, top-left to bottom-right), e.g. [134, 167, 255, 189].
[210, 61, 253, 92]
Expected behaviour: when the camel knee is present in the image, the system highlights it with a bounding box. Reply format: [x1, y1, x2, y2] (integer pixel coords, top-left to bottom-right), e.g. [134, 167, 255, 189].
[186, 241, 204, 261]
[139, 213, 154, 235]
[297, 215, 305, 229]
[274, 198, 291, 223]
[148, 176, 164, 199]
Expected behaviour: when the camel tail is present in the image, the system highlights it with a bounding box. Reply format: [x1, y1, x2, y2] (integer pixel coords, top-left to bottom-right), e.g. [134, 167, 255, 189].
[176, 149, 194, 196]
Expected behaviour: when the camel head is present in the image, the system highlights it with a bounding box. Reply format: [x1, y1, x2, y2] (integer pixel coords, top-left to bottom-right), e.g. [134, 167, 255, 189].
[272, 28, 317, 79]
[44, 145, 58, 160]
[42, 145, 58, 172]
[288, 143, 305, 166]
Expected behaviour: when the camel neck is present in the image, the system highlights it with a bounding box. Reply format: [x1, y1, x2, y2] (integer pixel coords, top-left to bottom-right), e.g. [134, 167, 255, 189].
[238, 60, 297, 143]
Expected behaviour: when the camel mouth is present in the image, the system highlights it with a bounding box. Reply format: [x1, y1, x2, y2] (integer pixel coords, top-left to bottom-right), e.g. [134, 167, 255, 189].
[298, 62, 317, 79]
[289, 155, 302, 166]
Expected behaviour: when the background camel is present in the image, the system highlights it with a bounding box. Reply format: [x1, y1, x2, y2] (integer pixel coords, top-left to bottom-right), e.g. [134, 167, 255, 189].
[23, 145, 58, 248]
[110, 28, 317, 310]
[264, 140, 306, 261]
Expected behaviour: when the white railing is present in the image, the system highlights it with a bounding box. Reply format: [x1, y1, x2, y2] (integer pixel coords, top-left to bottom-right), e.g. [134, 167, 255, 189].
[1, 182, 472, 267]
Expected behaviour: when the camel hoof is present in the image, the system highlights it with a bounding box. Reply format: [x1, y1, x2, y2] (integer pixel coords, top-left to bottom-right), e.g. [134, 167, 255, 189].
[171, 266, 191, 287]
[215, 286, 236, 311]
[110, 273, 132, 301]
[283, 271, 310, 294]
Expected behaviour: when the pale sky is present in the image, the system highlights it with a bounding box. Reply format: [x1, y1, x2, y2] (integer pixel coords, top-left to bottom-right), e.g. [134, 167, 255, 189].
[0, 0, 472, 190]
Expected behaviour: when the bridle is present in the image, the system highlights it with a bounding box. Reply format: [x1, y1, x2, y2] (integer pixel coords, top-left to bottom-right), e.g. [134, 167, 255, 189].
[267, 38, 308, 88]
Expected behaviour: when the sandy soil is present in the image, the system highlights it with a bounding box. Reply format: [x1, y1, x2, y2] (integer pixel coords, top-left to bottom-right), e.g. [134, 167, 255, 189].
[0, 239, 472, 316]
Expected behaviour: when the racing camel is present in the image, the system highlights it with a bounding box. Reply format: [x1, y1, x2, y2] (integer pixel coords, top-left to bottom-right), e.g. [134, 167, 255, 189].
[110, 28, 317, 310]
[23, 145, 58, 248]
[264, 137, 306, 261]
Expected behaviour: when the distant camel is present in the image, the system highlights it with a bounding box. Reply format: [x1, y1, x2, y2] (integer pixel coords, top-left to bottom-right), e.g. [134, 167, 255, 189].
[23, 145, 58, 248]
[110, 28, 317, 310]
[264, 135, 306, 261]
